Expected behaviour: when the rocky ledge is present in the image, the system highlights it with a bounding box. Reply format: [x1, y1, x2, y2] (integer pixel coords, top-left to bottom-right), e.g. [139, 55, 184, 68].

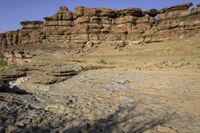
[0, 2, 200, 47]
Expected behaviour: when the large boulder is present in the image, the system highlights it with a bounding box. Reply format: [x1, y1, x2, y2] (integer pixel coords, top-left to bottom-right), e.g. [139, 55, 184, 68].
[158, 3, 193, 20]
[74, 6, 117, 17]
[160, 3, 193, 13]
[119, 8, 144, 17]
[144, 9, 159, 17]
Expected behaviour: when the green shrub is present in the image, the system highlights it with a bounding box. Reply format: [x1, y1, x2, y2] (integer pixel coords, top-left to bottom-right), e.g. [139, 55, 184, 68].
[0, 58, 7, 67]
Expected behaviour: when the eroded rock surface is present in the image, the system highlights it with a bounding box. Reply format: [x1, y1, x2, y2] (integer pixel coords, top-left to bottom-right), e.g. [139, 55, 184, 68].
[0, 68, 200, 132]
[0, 2, 200, 47]
[0, 2, 200, 133]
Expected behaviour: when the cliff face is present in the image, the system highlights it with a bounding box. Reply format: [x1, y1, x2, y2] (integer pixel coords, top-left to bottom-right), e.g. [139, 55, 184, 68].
[0, 3, 200, 47]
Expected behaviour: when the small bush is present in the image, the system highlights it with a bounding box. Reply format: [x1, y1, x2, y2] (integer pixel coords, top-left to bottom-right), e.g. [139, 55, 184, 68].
[0, 58, 7, 67]
[108, 61, 116, 65]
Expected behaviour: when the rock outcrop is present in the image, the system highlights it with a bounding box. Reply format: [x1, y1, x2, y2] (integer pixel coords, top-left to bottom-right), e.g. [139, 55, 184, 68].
[0, 2, 200, 47]
[2, 51, 32, 64]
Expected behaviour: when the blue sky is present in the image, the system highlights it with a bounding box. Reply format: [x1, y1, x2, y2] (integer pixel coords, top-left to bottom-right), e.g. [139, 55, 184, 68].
[0, 0, 199, 32]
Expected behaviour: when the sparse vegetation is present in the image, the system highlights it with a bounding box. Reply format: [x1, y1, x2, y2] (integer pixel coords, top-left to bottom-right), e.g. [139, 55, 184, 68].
[0, 58, 7, 67]
[99, 59, 107, 64]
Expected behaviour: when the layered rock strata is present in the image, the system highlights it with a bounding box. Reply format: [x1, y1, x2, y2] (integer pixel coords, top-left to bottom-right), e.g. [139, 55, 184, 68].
[0, 2, 200, 47]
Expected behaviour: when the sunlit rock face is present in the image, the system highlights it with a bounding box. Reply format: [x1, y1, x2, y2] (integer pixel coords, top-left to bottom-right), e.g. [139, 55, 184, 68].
[0, 2, 200, 46]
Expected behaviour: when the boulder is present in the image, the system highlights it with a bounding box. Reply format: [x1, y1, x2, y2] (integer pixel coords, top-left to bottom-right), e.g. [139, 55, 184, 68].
[119, 8, 144, 17]
[98, 8, 117, 17]
[160, 3, 193, 13]
[74, 6, 117, 17]
[144, 9, 159, 17]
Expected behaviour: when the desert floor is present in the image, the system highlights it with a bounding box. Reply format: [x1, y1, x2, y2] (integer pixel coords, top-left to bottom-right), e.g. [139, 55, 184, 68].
[0, 35, 200, 132]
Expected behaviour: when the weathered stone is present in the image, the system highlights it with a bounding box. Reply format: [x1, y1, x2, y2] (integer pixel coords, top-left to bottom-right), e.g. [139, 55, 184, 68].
[160, 3, 193, 13]
[0, 2, 200, 46]
[74, 6, 85, 17]
[191, 4, 200, 15]
[74, 7, 116, 17]
[20, 21, 43, 29]
[158, 10, 190, 20]
[74, 16, 90, 24]
[44, 6, 73, 21]
[114, 16, 136, 24]
[2, 51, 32, 64]
[119, 8, 143, 17]
[144, 9, 159, 17]
[98, 8, 117, 17]
[0, 33, 6, 46]
[18, 30, 31, 44]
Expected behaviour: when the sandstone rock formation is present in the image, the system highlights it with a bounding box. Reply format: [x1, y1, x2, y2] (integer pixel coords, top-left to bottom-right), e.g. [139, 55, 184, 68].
[0, 2, 200, 47]
[2, 51, 32, 64]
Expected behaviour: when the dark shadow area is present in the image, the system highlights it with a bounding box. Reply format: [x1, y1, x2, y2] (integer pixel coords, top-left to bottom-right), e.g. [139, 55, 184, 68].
[18, 126, 50, 133]
[0, 70, 28, 95]
[63, 106, 176, 133]
[0, 83, 30, 95]
[0, 104, 176, 133]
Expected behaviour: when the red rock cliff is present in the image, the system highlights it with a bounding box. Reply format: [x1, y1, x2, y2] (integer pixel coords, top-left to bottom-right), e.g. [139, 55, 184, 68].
[0, 3, 200, 47]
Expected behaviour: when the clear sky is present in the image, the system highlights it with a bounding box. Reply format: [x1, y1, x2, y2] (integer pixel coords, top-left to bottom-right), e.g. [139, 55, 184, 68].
[0, 0, 199, 32]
